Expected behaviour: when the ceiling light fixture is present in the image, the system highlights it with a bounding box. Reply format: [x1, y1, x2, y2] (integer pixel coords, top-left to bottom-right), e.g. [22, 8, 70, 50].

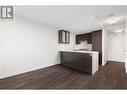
[113, 28, 124, 33]
[105, 17, 121, 24]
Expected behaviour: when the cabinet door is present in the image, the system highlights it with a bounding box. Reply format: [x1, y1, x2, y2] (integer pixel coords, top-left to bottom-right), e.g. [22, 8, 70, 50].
[73, 53, 92, 73]
[58, 30, 70, 44]
[76, 33, 92, 44]
[60, 52, 74, 65]
[61, 31, 66, 43]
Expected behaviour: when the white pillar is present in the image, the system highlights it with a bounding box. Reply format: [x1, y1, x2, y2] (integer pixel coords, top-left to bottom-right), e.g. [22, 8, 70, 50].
[125, 16, 127, 73]
[102, 29, 108, 66]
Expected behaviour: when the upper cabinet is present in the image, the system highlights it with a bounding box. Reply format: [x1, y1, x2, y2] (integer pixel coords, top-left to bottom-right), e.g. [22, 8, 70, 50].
[58, 30, 70, 44]
[76, 32, 92, 44]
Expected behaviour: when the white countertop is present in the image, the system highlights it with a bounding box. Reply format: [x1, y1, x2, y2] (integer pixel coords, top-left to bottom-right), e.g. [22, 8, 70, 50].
[60, 50, 98, 54]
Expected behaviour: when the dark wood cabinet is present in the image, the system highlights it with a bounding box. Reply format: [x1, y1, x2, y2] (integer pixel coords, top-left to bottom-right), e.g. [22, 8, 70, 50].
[75, 30, 102, 65]
[58, 30, 70, 44]
[76, 33, 92, 44]
[60, 51, 92, 74]
[92, 30, 102, 65]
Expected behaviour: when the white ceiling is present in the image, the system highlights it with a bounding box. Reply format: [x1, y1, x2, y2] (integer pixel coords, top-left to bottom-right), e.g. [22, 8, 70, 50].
[16, 6, 127, 34]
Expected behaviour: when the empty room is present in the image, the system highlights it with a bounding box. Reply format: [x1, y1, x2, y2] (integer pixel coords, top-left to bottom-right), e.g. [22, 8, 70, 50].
[0, 5, 127, 89]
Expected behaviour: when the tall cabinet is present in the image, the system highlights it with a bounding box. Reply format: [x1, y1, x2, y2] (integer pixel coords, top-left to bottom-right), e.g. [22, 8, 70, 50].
[92, 30, 102, 65]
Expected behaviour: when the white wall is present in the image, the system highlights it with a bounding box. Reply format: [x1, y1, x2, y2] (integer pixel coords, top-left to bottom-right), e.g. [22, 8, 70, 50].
[0, 15, 59, 79]
[107, 31, 125, 62]
[125, 17, 127, 73]
[102, 29, 108, 65]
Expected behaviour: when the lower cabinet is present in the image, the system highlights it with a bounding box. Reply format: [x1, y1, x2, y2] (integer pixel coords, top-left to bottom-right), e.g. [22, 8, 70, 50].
[60, 51, 92, 74]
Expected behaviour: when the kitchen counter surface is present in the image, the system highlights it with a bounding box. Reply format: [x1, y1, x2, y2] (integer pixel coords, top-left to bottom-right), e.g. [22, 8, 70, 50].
[60, 50, 98, 54]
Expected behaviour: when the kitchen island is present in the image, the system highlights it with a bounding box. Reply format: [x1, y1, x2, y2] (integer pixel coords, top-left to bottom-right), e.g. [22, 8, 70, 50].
[60, 50, 99, 75]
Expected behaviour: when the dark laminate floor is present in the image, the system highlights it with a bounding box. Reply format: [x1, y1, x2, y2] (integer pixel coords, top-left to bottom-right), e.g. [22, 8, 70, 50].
[0, 61, 127, 89]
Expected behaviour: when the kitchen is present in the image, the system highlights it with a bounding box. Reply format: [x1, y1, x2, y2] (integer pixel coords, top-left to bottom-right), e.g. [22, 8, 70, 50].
[59, 30, 102, 75]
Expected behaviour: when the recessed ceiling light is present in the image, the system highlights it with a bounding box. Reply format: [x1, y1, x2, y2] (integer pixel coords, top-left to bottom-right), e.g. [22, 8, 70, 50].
[105, 17, 121, 24]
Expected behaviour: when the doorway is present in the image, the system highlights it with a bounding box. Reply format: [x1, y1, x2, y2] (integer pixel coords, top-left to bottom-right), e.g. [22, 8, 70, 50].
[107, 30, 125, 62]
